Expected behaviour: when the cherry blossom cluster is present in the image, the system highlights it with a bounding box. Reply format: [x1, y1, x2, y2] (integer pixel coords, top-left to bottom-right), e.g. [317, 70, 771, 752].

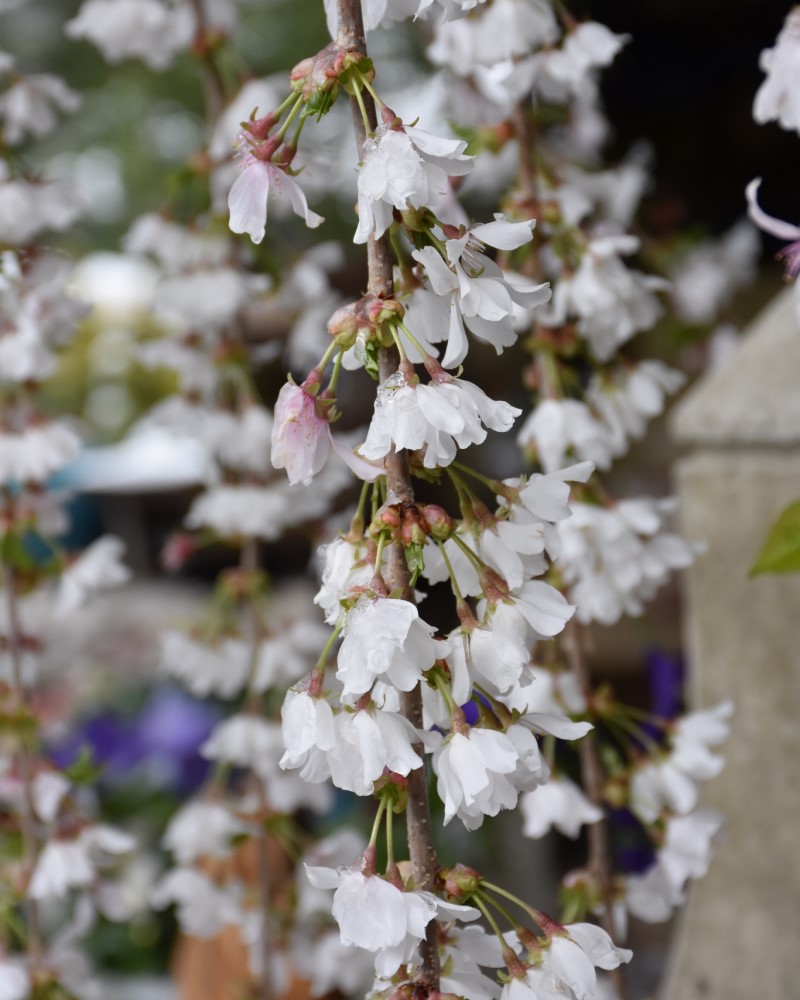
[211, 0, 679, 994]
[412, 0, 733, 978]
[0, 47, 133, 999]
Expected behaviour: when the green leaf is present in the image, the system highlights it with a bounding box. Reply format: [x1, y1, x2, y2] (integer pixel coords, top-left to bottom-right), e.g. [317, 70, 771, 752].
[750, 499, 800, 575]
[65, 745, 104, 786]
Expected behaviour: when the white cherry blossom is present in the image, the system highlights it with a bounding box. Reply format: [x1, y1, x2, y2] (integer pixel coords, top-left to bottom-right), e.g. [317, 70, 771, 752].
[163, 801, 246, 864]
[55, 536, 130, 616]
[360, 372, 521, 470]
[549, 923, 632, 1000]
[336, 597, 437, 699]
[753, 8, 800, 134]
[520, 776, 602, 839]
[228, 155, 324, 245]
[0, 74, 80, 146]
[151, 868, 245, 937]
[354, 124, 472, 244]
[542, 235, 668, 361]
[412, 219, 549, 366]
[66, 0, 195, 71]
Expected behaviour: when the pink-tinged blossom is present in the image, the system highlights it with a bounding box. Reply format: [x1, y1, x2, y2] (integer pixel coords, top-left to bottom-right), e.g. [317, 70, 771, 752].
[753, 9, 800, 134]
[745, 177, 800, 279]
[360, 372, 521, 470]
[271, 382, 331, 486]
[228, 150, 323, 245]
[271, 381, 383, 486]
[354, 125, 472, 244]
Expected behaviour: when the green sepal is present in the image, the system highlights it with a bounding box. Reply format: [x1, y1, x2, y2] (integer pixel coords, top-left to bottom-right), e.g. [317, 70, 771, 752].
[405, 543, 425, 587]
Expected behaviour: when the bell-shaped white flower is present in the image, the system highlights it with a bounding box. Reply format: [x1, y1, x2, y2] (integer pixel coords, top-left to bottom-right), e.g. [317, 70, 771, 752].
[433, 727, 520, 827]
[520, 776, 602, 839]
[549, 922, 632, 1000]
[336, 597, 437, 699]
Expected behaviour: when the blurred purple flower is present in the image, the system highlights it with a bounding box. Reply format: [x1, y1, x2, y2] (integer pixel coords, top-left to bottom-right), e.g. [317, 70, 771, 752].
[646, 646, 684, 721]
[52, 687, 220, 795]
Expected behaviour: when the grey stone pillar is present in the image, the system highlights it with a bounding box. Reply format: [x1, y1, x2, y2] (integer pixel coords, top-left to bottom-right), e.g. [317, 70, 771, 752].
[663, 289, 800, 999]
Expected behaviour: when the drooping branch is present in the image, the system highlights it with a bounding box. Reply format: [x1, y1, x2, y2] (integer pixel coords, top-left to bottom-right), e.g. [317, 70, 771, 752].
[335, 0, 440, 987]
[4, 557, 44, 969]
[564, 621, 626, 999]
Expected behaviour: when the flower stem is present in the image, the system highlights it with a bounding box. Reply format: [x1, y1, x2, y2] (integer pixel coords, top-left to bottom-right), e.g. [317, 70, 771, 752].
[436, 539, 464, 604]
[275, 94, 303, 142]
[397, 320, 432, 363]
[479, 880, 552, 932]
[374, 532, 387, 575]
[369, 796, 387, 848]
[315, 623, 343, 671]
[352, 82, 373, 137]
[328, 349, 344, 394]
[472, 892, 506, 943]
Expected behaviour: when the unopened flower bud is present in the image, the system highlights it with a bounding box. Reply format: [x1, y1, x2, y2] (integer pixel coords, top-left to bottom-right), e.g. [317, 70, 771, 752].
[367, 296, 404, 326]
[327, 301, 363, 349]
[400, 505, 427, 546]
[421, 504, 454, 540]
[370, 505, 401, 537]
[440, 863, 481, 900]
